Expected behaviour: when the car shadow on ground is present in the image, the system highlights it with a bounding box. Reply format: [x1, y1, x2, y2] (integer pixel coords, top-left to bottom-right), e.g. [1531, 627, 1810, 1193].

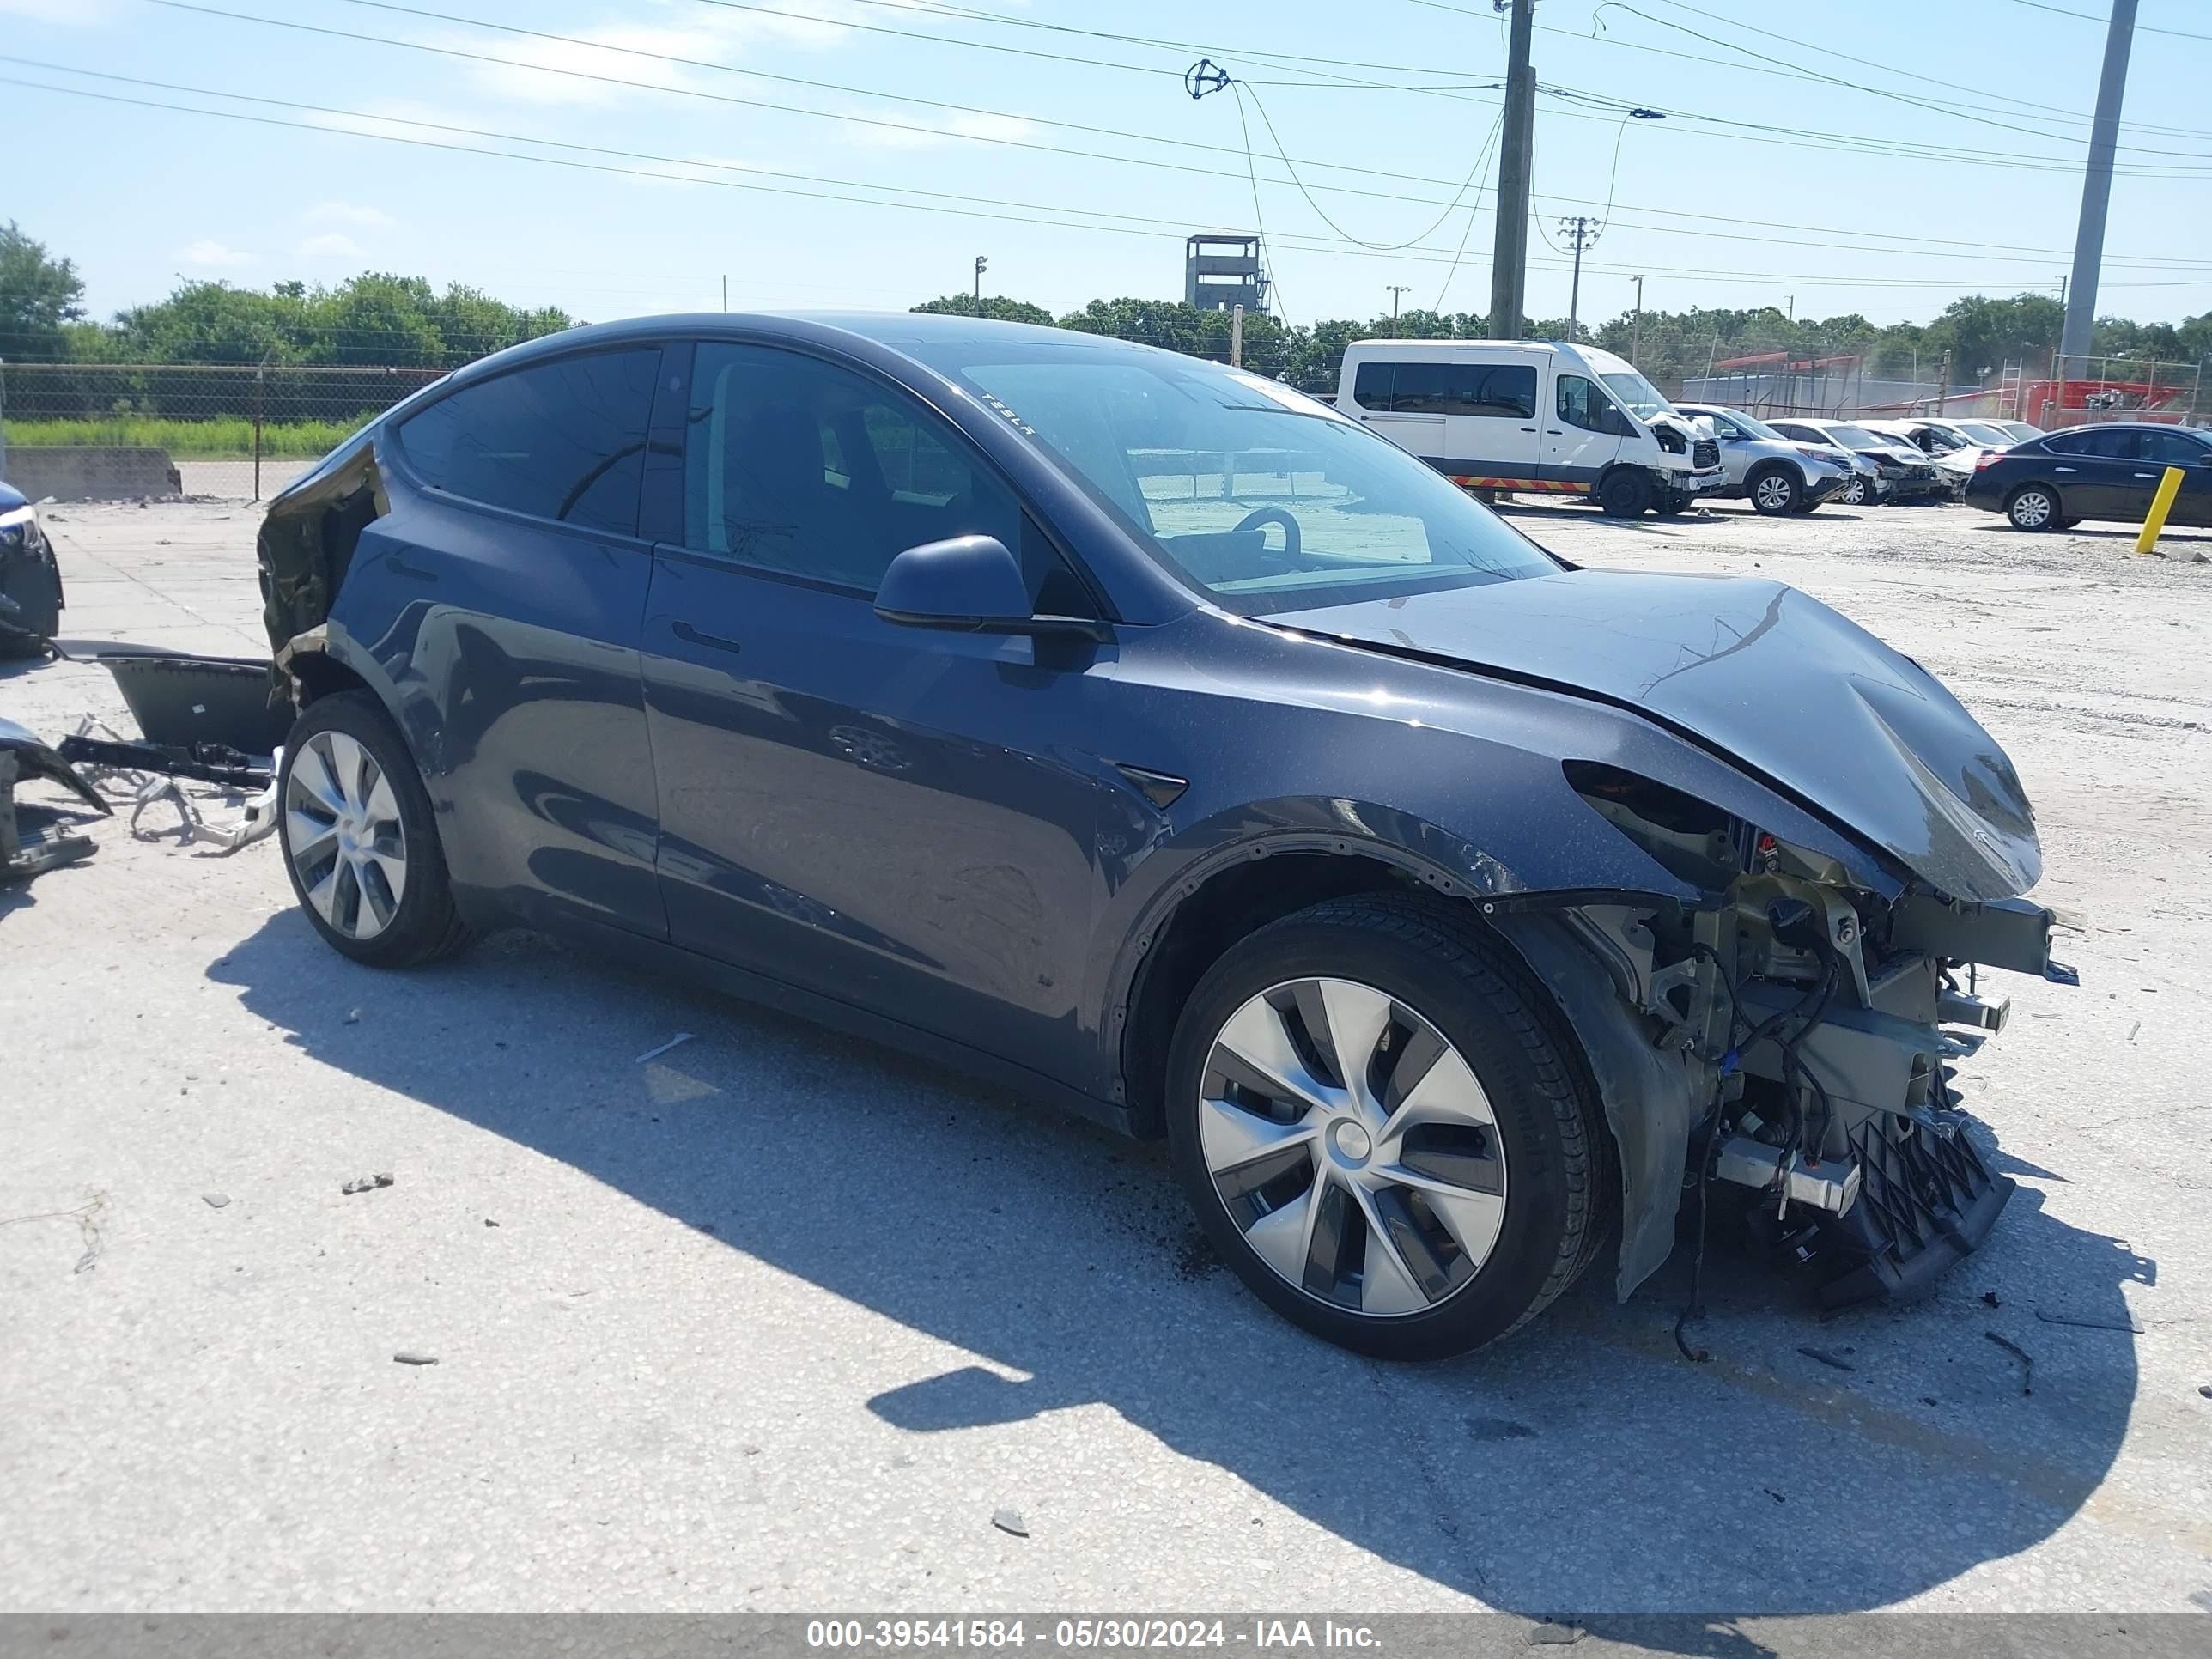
[209, 914, 2148, 1617]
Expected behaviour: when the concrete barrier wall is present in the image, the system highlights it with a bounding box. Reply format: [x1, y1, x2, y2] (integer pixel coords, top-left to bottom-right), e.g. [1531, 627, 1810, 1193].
[1, 447, 185, 501]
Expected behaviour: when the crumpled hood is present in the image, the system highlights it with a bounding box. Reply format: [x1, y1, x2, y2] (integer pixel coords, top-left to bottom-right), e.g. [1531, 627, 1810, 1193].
[1273, 569, 2039, 901]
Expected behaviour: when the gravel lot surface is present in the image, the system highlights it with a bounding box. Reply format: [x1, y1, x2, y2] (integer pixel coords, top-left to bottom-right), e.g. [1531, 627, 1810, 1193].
[3, 493, 2208, 1613]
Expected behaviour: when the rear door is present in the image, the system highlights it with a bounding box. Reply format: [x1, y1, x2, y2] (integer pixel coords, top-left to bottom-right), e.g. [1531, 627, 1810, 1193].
[374, 344, 667, 936]
[1544, 372, 1628, 489]
[2041, 427, 2140, 520]
[1437, 361, 1541, 485]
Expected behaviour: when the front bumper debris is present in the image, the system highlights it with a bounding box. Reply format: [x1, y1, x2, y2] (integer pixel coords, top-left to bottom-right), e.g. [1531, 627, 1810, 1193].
[0, 716, 110, 884]
[1753, 1113, 2014, 1307]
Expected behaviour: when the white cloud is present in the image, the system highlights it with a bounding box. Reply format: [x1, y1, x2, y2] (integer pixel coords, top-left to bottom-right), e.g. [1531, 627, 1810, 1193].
[840, 110, 1035, 150]
[0, 0, 110, 23]
[433, 2, 857, 109]
[177, 240, 252, 270]
[304, 201, 396, 229]
[297, 233, 365, 259]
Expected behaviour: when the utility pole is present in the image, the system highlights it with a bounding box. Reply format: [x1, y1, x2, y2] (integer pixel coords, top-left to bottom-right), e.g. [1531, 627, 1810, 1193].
[1629, 274, 1645, 364]
[2062, 0, 2136, 361]
[1386, 284, 1413, 335]
[1558, 217, 1600, 337]
[720, 275, 727, 313]
[973, 254, 988, 314]
[1936, 349, 1953, 414]
[1786, 295, 1795, 324]
[1231, 302, 1244, 368]
[1487, 0, 1535, 339]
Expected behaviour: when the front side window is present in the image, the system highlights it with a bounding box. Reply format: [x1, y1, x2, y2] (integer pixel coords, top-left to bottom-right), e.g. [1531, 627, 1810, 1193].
[2142, 428, 2209, 466]
[396, 349, 659, 535]
[899, 340, 1559, 616]
[1352, 362, 1396, 412]
[1557, 374, 1632, 436]
[2045, 428, 2135, 458]
[683, 343, 1079, 605]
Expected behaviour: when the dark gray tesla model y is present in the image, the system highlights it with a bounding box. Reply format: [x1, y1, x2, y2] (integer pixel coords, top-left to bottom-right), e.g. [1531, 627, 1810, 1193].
[257, 313, 2067, 1358]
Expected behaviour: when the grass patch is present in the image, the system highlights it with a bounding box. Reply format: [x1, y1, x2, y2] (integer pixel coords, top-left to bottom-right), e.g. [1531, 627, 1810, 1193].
[2, 415, 372, 459]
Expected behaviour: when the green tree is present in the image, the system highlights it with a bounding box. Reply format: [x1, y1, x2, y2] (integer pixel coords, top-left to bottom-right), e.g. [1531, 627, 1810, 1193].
[912, 294, 1055, 325]
[0, 222, 88, 360]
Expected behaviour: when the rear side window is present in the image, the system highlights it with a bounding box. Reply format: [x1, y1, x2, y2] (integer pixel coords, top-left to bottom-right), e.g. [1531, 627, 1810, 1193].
[2044, 428, 2135, 459]
[1351, 361, 1536, 419]
[396, 348, 660, 535]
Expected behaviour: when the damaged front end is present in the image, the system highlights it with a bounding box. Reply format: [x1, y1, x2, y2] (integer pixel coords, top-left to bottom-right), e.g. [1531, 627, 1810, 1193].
[1544, 762, 2071, 1310]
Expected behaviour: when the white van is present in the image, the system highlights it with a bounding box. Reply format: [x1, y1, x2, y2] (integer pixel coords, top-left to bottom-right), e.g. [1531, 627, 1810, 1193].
[1334, 339, 1727, 516]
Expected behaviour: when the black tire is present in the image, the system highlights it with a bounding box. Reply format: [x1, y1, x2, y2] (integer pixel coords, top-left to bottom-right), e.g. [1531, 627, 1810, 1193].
[2006, 483, 2063, 532]
[1839, 475, 1870, 507]
[0, 551, 63, 659]
[1653, 491, 1689, 517]
[1164, 894, 1610, 1360]
[1595, 470, 1653, 518]
[1747, 464, 1801, 516]
[276, 690, 473, 968]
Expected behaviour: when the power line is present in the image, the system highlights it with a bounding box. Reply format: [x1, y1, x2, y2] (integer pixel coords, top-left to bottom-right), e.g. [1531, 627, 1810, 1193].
[15, 70, 2191, 300]
[145, 3, 2212, 242]
[1998, 0, 2212, 43]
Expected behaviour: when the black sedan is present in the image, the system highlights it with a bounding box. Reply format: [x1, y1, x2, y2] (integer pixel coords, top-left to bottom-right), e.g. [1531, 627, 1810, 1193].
[256, 313, 2063, 1358]
[1964, 422, 2212, 530]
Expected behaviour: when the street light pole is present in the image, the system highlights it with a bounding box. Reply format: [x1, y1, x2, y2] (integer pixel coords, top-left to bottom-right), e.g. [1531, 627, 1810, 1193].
[1629, 275, 1645, 364]
[2062, 0, 2136, 360]
[1487, 0, 1535, 339]
[973, 254, 988, 314]
[1557, 217, 1600, 337]
[1386, 284, 1413, 336]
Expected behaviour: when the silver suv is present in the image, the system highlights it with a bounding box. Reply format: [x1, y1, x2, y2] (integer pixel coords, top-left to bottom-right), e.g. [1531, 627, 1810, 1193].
[1674, 404, 1857, 515]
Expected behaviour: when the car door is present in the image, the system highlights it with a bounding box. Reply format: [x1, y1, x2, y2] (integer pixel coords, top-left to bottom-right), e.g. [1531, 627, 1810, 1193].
[1544, 372, 1628, 489]
[637, 338, 1115, 1081]
[371, 344, 668, 937]
[2138, 427, 2212, 526]
[1438, 361, 1542, 484]
[2041, 427, 2139, 520]
[1345, 359, 1446, 468]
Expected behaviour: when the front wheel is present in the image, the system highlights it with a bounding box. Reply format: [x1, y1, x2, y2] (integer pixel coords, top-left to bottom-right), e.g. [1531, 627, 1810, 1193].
[1653, 491, 1689, 517]
[278, 690, 473, 967]
[1165, 896, 1609, 1359]
[2006, 485, 2062, 531]
[1748, 465, 1801, 515]
[1839, 475, 1870, 507]
[1595, 470, 1653, 518]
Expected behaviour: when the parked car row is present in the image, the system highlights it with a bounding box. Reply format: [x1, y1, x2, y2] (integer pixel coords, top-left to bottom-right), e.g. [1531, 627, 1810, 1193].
[1963, 421, 2212, 530]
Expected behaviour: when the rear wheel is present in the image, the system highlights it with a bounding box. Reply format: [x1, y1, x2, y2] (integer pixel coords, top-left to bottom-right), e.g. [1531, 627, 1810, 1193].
[1748, 465, 1801, 516]
[1595, 470, 1653, 518]
[2006, 484, 2061, 531]
[1165, 896, 1608, 1359]
[278, 691, 472, 967]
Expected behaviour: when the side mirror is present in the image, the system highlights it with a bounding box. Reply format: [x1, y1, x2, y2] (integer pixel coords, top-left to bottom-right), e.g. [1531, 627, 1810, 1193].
[874, 535, 1109, 641]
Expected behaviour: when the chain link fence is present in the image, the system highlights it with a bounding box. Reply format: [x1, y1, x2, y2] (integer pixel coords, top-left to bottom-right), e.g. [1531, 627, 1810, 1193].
[0, 361, 446, 501]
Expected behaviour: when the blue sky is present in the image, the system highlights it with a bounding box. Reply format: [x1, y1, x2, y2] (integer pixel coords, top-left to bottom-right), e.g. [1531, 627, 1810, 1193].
[7, 0, 2212, 331]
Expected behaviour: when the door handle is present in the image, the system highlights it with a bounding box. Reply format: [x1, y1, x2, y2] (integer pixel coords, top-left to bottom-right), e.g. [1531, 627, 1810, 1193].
[386, 550, 437, 582]
[2053, 466, 2077, 473]
[1520, 426, 1537, 433]
[2135, 471, 2160, 478]
[673, 619, 743, 654]
[1546, 429, 1564, 436]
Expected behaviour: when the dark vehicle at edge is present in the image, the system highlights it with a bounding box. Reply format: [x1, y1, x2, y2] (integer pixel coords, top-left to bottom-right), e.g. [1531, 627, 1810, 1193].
[1963, 421, 2212, 531]
[255, 313, 2066, 1358]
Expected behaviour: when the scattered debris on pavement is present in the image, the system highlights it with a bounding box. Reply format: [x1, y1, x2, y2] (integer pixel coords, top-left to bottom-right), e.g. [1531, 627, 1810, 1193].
[1797, 1346, 1857, 1373]
[202, 1193, 230, 1209]
[990, 1509, 1028, 1538]
[635, 1032, 696, 1064]
[1986, 1330, 2036, 1395]
[0, 717, 110, 884]
[392, 1352, 439, 1367]
[340, 1173, 394, 1195]
[2036, 1306, 2143, 1334]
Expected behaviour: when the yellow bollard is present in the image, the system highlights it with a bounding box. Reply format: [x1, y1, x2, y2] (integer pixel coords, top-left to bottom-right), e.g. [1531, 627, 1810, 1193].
[2135, 465, 2185, 556]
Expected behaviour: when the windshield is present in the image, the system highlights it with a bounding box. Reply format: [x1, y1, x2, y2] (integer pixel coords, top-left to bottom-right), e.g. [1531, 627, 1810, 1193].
[906, 342, 1560, 616]
[1599, 368, 1674, 420]
[1821, 424, 1884, 449]
[1955, 422, 2014, 446]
